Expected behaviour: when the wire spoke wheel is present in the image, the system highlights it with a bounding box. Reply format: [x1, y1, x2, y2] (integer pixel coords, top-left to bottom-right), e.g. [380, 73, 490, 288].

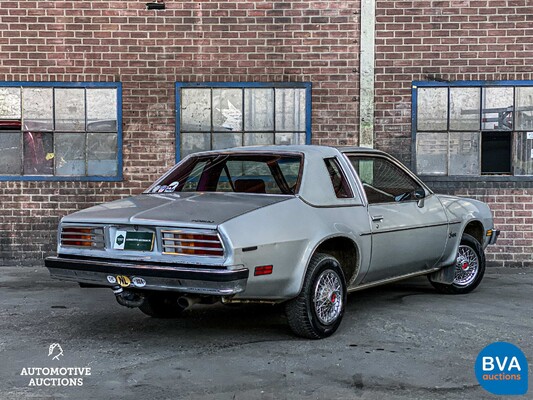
[454, 244, 479, 287]
[428, 233, 486, 294]
[313, 269, 343, 325]
[285, 253, 347, 339]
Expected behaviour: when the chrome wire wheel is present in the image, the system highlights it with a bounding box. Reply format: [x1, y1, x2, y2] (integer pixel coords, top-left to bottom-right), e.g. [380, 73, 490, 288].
[454, 244, 479, 287]
[313, 269, 343, 325]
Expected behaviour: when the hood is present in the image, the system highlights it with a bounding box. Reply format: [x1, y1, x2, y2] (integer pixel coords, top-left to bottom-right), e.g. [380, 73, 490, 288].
[62, 192, 291, 228]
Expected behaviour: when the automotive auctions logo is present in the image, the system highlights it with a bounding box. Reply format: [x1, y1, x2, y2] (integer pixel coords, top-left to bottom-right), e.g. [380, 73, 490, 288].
[20, 343, 91, 387]
[475, 342, 528, 395]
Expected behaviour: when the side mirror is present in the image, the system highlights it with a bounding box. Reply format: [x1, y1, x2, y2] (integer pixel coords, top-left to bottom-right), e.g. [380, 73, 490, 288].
[414, 188, 426, 208]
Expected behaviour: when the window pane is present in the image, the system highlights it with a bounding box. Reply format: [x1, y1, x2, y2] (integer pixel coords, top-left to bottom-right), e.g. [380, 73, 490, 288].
[515, 87, 533, 131]
[324, 158, 352, 198]
[244, 88, 274, 131]
[275, 88, 306, 132]
[87, 89, 117, 132]
[482, 87, 513, 131]
[416, 132, 447, 175]
[514, 132, 533, 175]
[212, 89, 242, 131]
[450, 87, 480, 131]
[87, 132, 117, 176]
[244, 132, 274, 146]
[417, 87, 448, 131]
[449, 132, 480, 175]
[55, 88, 86, 131]
[481, 131, 511, 174]
[22, 88, 53, 131]
[0, 87, 21, 119]
[212, 132, 242, 150]
[181, 132, 210, 157]
[275, 132, 304, 145]
[181, 89, 211, 132]
[0, 132, 22, 175]
[350, 156, 421, 203]
[55, 133, 86, 175]
[23, 132, 53, 175]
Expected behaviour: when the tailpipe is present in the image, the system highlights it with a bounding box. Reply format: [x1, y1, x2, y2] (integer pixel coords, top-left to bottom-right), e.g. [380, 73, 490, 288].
[113, 286, 145, 308]
[177, 296, 201, 310]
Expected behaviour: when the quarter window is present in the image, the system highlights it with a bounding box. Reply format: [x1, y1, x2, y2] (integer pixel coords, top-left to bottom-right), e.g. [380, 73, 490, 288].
[413, 81, 533, 176]
[349, 156, 422, 204]
[324, 158, 352, 198]
[176, 83, 311, 160]
[0, 83, 121, 180]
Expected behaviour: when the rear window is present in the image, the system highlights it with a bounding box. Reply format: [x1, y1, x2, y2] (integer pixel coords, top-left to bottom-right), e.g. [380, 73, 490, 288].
[149, 153, 303, 195]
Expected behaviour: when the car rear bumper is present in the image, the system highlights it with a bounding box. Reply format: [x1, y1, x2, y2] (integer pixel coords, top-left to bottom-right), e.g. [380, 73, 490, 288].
[45, 256, 249, 296]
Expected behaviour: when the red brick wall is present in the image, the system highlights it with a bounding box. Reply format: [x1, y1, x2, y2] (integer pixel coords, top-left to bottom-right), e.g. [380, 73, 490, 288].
[373, 0, 533, 267]
[0, 1, 360, 263]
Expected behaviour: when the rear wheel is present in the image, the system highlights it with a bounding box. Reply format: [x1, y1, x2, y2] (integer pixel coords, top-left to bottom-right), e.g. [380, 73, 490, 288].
[429, 233, 485, 294]
[285, 253, 347, 339]
[138, 293, 185, 318]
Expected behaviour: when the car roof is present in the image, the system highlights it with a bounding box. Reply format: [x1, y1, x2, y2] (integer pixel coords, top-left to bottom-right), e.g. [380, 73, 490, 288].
[194, 144, 387, 157]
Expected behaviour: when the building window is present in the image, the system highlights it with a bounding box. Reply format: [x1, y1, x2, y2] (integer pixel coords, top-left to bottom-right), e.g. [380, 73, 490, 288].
[412, 81, 533, 176]
[0, 82, 122, 181]
[175, 82, 311, 160]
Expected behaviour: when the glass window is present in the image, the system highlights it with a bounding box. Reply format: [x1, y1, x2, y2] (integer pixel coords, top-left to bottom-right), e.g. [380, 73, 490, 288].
[177, 83, 311, 159]
[0, 83, 121, 179]
[349, 156, 421, 204]
[414, 81, 533, 176]
[150, 153, 303, 195]
[417, 87, 448, 131]
[324, 158, 352, 198]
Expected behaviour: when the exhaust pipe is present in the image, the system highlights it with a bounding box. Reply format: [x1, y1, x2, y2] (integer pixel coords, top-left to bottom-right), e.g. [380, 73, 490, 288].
[177, 296, 200, 310]
[113, 286, 145, 308]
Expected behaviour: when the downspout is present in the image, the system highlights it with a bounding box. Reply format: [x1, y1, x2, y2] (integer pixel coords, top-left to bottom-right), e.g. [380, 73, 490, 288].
[359, 0, 376, 148]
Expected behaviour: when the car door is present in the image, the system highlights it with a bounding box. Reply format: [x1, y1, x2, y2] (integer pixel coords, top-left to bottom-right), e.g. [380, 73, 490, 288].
[347, 154, 449, 283]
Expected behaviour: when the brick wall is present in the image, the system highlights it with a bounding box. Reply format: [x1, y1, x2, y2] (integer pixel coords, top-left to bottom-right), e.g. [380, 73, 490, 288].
[373, 0, 533, 267]
[0, 1, 360, 263]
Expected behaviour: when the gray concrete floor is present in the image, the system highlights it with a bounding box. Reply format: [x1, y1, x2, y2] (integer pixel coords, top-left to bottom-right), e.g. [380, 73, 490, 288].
[0, 266, 531, 400]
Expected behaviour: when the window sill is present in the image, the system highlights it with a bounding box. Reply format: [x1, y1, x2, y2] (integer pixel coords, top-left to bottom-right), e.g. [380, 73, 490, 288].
[0, 175, 123, 182]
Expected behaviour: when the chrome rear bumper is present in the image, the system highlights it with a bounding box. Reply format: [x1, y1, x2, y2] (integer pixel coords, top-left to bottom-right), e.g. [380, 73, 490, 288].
[45, 256, 248, 296]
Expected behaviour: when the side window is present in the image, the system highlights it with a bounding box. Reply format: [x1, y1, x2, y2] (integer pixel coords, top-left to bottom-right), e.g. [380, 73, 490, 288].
[324, 158, 352, 199]
[349, 156, 422, 204]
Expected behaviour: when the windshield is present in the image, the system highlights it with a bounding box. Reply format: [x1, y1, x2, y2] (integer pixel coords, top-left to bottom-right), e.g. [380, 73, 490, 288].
[147, 153, 303, 195]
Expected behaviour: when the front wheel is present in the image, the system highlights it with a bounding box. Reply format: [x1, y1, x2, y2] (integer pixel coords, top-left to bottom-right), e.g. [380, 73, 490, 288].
[429, 233, 486, 294]
[285, 253, 347, 339]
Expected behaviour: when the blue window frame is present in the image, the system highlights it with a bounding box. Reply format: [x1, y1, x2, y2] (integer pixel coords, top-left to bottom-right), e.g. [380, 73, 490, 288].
[0, 82, 122, 181]
[412, 80, 533, 177]
[175, 82, 312, 161]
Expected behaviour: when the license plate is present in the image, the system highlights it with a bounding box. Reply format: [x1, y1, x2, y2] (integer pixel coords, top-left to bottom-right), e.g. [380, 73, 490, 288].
[113, 231, 154, 251]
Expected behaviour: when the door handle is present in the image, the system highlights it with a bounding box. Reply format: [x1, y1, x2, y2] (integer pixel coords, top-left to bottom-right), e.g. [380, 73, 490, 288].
[371, 215, 384, 222]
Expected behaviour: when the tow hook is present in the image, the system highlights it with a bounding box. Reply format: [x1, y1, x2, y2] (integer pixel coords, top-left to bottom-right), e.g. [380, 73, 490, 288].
[112, 286, 145, 308]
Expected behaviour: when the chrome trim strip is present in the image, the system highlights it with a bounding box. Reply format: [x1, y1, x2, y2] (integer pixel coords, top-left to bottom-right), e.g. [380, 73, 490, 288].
[349, 267, 441, 292]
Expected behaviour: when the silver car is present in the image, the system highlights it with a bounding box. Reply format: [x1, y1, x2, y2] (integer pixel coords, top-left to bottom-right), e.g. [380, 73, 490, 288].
[45, 146, 499, 338]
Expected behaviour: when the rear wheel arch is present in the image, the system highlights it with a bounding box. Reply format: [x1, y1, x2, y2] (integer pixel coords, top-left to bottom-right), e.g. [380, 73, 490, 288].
[312, 236, 360, 286]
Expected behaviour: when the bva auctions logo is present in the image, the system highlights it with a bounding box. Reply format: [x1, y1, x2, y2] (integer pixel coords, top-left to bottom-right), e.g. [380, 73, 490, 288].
[475, 341, 528, 395]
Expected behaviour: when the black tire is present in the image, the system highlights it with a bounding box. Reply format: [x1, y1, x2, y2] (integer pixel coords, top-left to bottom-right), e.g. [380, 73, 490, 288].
[285, 253, 347, 339]
[138, 293, 185, 318]
[429, 233, 486, 294]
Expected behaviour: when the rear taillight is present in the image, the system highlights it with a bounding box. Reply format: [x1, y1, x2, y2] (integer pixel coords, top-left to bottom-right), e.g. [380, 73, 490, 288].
[161, 230, 224, 257]
[60, 226, 104, 248]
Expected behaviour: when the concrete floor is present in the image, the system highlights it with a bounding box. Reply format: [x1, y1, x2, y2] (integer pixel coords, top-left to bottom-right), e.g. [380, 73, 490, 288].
[0, 266, 531, 400]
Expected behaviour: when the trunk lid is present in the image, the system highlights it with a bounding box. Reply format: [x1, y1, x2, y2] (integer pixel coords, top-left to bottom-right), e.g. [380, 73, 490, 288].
[62, 192, 291, 228]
